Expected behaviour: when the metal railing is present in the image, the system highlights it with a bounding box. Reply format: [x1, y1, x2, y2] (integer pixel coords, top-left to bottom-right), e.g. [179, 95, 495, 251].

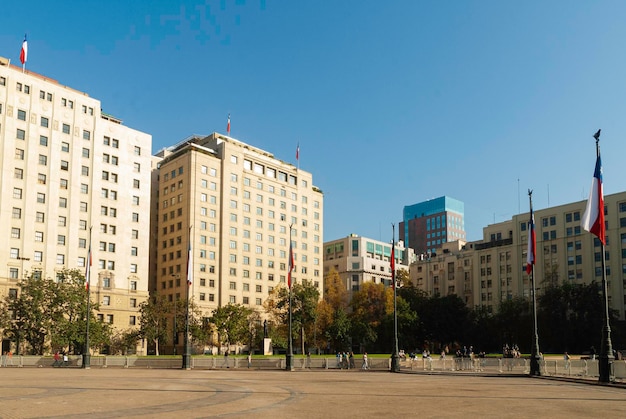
[3, 355, 624, 381]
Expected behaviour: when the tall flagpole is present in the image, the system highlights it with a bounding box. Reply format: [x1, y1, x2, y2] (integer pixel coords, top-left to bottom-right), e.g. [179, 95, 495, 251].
[528, 191, 541, 376]
[183, 226, 192, 370]
[83, 226, 92, 369]
[286, 224, 294, 371]
[390, 224, 400, 372]
[591, 130, 614, 383]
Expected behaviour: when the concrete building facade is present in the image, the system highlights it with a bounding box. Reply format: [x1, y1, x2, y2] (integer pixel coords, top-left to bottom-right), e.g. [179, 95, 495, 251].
[0, 57, 153, 352]
[151, 134, 324, 331]
[323, 234, 414, 299]
[399, 196, 465, 255]
[410, 191, 626, 321]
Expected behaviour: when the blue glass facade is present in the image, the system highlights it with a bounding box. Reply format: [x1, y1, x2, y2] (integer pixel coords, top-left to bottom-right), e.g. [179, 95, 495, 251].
[402, 196, 465, 254]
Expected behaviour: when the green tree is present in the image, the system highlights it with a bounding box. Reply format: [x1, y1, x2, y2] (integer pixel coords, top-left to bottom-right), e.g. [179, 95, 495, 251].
[109, 329, 142, 355]
[317, 269, 350, 352]
[496, 296, 532, 351]
[51, 269, 110, 354]
[349, 282, 392, 351]
[396, 268, 410, 288]
[138, 295, 170, 356]
[537, 281, 619, 353]
[264, 280, 320, 354]
[210, 304, 255, 353]
[0, 269, 109, 355]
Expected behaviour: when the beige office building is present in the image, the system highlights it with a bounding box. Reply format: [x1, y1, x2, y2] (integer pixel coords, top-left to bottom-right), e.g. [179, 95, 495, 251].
[151, 134, 324, 324]
[410, 191, 626, 321]
[323, 234, 415, 299]
[0, 57, 152, 352]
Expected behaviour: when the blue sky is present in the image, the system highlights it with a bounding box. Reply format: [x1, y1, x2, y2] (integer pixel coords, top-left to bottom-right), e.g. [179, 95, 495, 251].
[3, 1, 626, 244]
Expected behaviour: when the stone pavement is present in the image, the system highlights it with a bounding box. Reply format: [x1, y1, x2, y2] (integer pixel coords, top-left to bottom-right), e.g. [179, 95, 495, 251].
[0, 368, 625, 418]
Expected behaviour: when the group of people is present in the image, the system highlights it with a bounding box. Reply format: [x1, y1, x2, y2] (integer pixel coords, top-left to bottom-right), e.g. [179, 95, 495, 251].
[1, 351, 13, 367]
[336, 351, 369, 369]
[52, 351, 69, 367]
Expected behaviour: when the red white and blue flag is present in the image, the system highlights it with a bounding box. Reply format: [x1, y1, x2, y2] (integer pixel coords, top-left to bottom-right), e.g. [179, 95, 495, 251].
[186, 241, 193, 285]
[526, 207, 536, 274]
[85, 244, 92, 291]
[227, 114, 231, 135]
[391, 245, 396, 289]
[581, 154, 605, 244]
[20, 34, 28, 65]
[288, 240, 294, 288]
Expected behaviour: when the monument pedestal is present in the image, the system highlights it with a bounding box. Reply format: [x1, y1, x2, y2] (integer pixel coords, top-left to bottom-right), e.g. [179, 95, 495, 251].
[263, 338, 272, 355]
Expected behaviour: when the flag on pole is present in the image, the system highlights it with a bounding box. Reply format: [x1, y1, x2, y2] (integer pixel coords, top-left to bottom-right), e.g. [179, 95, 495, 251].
[391, 245, 395, 289]
[227, 114, 231, 135]
[186, 241, 193, 285]
[526, 207, 536, 274]
[20, 34, 28, 70]
[296, 143, 300, 161]
[581, 154, 605, 244]
[85, 244, 92, 291]
[288, 240, 294, 288]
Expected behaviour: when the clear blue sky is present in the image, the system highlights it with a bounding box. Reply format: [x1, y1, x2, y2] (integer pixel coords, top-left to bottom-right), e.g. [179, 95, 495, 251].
[3, 1, 626, 244]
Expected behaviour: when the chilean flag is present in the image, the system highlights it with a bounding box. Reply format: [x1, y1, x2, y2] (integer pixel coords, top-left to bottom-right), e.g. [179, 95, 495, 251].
[391, 245, 396, 288]
[526, 207, 536, 275]
[581, 154, 605, 244]
[296, 143, 300, 161]
[186, 241, 193, 285]
[20, 34, 28, 65]
[227, 114, 231, 135]
[288, 240, 294, 288]
[85, 244, 92, 291]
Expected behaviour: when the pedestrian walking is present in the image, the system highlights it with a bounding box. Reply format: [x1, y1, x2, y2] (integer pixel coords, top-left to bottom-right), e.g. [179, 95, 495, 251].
[53, 351, 61, 367]
[361, 352, 369, 370]
[247, 353, 252, 369]
[62, 353, 68, 367]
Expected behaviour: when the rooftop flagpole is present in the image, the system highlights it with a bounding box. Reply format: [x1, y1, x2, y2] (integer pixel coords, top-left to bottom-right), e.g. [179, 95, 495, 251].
[20, 34, 27, 73]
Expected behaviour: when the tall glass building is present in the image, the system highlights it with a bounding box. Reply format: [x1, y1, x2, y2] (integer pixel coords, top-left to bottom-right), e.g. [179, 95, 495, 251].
[399, 196, 465, 255]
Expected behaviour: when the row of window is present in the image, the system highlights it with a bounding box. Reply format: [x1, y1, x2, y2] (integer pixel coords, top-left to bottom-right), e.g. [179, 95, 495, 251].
[4, 78, 96, 115]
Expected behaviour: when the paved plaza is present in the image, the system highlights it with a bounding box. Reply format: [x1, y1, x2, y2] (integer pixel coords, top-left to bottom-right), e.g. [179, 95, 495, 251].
[0, 367, 625, 418]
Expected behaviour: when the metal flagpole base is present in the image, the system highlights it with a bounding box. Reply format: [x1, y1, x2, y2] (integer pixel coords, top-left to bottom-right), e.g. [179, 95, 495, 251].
[529, 354, 541, 376]
[82, 354, 91, 369]
[391, 353, 400, 372]
[182, 354, 191, 370]
[598, 325, 614, 383]
[285, 353, 294, 371]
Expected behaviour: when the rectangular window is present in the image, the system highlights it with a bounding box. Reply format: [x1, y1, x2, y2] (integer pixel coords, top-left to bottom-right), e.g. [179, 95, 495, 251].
[40, 116, 49, 128]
